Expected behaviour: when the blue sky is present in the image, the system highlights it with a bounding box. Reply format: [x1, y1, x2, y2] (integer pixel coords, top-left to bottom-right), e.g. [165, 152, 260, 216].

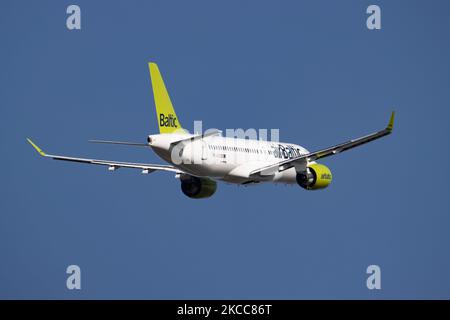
[1, 0, 450, 299]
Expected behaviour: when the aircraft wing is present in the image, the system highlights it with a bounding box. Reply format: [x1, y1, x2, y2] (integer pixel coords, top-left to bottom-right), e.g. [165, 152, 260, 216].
[250, 112, 395, 176]
[27, 138, 183, 174]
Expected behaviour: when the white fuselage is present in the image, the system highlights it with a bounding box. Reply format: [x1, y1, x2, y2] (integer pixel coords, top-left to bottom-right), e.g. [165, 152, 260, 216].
[148, 133, 310, 184]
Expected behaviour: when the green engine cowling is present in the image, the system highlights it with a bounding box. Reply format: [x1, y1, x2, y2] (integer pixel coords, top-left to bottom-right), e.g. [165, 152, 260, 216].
[296, 163, 332, 190]
[181, 175, 217, 199]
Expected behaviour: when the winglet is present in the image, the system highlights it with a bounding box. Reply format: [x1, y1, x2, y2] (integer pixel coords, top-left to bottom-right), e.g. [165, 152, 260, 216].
[386, 111, 395, 131]
[27, 138, 46, 156]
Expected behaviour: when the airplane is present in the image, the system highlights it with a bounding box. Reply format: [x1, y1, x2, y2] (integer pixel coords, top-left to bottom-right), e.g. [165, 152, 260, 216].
[27, 62, 395, 199]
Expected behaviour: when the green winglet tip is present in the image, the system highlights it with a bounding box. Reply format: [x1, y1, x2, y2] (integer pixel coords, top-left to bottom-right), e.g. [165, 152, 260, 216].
[27, 138, 46, 156]
[387, 111, 395, 131]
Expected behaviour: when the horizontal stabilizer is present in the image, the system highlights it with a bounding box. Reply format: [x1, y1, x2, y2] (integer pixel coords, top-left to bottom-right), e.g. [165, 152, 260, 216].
[88, 139, 149, 147]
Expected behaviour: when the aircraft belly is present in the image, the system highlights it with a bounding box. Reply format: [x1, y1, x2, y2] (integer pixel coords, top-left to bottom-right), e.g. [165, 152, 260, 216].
[272, 167, 297, 184]
[177, 162, 235, 178]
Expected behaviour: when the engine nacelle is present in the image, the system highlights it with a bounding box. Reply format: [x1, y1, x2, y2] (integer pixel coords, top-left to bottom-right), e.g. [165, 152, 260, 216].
[296, 163, 332, 190]
[180, 175, 217, 199]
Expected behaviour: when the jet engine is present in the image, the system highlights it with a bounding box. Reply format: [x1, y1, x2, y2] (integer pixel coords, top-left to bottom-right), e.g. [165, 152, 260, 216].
[296, 163, 332, 190]
[180, 175, 217, 199]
